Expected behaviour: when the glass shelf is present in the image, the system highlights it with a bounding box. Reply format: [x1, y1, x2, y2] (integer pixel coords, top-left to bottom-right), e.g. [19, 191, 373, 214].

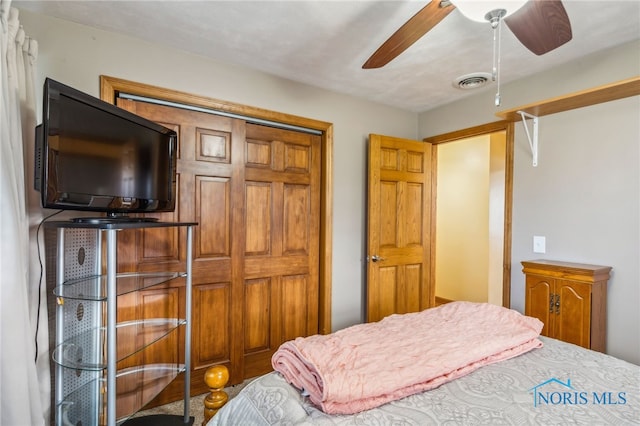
[54, 272, 186, 301]
[52, 319, 186, 371]
[116, 363, 187, 425]
[57, 363, 186, 426]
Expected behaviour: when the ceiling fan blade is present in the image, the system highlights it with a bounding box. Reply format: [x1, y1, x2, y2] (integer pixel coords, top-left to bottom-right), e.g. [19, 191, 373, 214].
[363, 0, 455, 69]
[505, 0, 572, 56]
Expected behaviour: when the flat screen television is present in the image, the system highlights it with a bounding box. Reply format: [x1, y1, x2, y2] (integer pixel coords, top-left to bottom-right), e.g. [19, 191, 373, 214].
[34, 78, 177, 221]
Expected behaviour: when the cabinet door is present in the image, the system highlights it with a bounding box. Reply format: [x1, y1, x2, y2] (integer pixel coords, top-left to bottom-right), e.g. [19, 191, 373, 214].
[524, 275, 553, 337]
[555, 280, 592, 348]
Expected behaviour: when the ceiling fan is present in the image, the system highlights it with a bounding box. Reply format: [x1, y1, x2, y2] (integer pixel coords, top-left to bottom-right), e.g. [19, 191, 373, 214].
[362, 0, 573, 69]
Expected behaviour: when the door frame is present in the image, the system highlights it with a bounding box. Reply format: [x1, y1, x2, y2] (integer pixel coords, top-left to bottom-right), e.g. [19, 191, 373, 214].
[423, 121, 514, 307]
[99, 75, 334, 334]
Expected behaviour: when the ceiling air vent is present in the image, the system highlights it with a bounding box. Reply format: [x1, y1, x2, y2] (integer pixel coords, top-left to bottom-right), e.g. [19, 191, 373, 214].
[453, 72, 492, 90]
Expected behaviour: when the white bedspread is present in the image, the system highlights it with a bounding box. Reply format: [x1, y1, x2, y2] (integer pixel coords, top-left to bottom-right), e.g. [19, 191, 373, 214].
[209, 337, 640, 425]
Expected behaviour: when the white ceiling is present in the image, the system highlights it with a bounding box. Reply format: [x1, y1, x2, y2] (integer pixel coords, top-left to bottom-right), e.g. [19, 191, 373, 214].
[14, 0, 640, 112]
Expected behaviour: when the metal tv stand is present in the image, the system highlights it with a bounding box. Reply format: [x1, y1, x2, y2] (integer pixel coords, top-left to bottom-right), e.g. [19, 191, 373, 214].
[47, 220, 197, 426]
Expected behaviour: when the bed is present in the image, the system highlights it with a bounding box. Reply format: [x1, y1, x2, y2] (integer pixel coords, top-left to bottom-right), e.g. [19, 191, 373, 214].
[205, 302, 639, 425]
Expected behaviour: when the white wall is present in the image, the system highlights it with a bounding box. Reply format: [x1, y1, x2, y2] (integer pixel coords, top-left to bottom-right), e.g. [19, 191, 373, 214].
[18, 9, 418, 332]
[420, 40, 640, 364]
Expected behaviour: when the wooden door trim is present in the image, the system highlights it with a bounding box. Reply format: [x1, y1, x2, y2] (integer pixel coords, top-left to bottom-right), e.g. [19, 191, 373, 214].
[100, 75, 333, 334]
[423, 120, 514, 308]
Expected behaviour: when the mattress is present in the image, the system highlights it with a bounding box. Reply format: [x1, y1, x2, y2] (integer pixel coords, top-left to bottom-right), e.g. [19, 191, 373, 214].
[208, 337, 639, 425]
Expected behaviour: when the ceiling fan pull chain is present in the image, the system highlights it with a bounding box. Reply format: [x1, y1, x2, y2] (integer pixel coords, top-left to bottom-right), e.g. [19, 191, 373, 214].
[492, 21, 498, 82]
[486, 8, 506, 106]
[495, 15, 503, 106]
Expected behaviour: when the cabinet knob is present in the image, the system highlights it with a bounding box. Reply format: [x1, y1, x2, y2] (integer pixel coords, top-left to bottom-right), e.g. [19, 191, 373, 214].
[549, 293, 560, 314]
[549, 293, 561, 314]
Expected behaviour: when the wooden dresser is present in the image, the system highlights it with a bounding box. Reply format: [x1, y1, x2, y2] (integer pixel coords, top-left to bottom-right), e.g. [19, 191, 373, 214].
[521, 260, 611, 352]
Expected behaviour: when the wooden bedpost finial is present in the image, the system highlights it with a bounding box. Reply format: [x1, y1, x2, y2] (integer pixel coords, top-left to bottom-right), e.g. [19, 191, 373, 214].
[202, 365, 229, 426]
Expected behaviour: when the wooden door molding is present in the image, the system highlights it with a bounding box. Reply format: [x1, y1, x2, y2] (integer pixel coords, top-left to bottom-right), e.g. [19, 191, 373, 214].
[100, 75, 333, 334]
[423, 120, 514, 308]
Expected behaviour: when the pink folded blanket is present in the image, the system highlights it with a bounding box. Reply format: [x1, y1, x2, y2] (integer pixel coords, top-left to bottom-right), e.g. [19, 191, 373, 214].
[272, 301, 543, 414]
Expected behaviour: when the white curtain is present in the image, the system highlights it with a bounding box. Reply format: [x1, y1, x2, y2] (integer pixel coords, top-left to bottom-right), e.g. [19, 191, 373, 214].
[1, 1, 48, 425]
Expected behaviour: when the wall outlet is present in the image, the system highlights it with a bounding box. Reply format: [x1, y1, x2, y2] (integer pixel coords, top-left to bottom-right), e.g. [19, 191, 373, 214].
[533, 236, 546, 253]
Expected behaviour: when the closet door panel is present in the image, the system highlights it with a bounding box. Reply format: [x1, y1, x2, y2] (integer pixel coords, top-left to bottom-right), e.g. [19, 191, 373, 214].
[283, 184, 311, 255]
[245, 182, 272, 256]
[242, 124, 320, 378]
[116, 288, 180, 369]
[192, 282, 231, 368]
[244, 278, 272, 353]
[113, 100, 245, 400]
[195, 176, 230, 258]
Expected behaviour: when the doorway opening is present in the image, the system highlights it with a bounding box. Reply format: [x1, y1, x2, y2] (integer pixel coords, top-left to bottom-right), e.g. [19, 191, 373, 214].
[424, 121, 514, 308]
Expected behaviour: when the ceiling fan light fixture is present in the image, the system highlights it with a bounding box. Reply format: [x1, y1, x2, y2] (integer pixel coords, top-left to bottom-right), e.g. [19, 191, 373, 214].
[451, 0, 527, 22]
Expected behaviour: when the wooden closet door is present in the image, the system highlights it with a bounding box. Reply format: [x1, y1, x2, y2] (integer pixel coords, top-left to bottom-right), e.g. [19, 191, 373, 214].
[242, 123, 321, 378]
[114, 99, 322, 402]
[115, 99, 245, 400]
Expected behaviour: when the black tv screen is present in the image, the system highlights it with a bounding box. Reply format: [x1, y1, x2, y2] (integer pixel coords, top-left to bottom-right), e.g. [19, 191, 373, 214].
[35, 78, 177, 217]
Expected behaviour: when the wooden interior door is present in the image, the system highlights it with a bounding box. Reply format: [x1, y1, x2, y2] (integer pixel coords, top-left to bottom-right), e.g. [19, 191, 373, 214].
[366, 134, 433, 322]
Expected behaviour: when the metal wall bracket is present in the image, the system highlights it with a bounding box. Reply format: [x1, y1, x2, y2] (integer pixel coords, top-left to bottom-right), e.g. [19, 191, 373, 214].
[518, 111, 539, 167]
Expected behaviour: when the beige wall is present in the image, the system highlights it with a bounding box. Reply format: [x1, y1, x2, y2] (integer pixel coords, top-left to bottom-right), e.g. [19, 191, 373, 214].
[435, 136, 490, 303]
[18, 9, 418, 332]
[20, 8, 640, 364]
[435, 133, 505, 305]
[421, 40, 640, 364]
